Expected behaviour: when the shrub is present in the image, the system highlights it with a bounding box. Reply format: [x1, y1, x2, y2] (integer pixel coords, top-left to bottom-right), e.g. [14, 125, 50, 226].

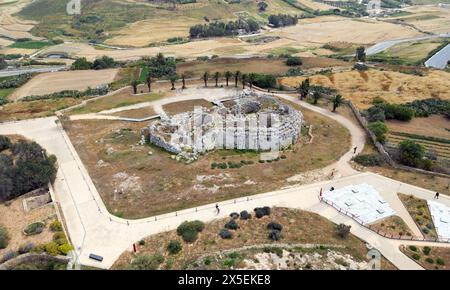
[286, 56, 302, 66]
[353, 154, 384, 167]
[368, 121, 388, 143]
[425, 257, 434, 264]
[409, 245, 417, 252]
[129, 253, 164, 270]
[412, 253, 421, 260]
[366, 106, 386, 122]
[49, 220, 63, 232]
[18, 242, 34, 254]
[181, 230, 198, 243]
[268, 230, 282, 241]
[398, 140, 425, 168]
[167, 240, 182, 255]
[423, 246, 431, 255]
[219, 228, 233, 239]
[229, 212, 239, 219]
[254, 208, 265, 219]
[138, 240, 145, 246]
[436, 258, 445, 265]
[58, 243, 73, 255]
[336, 223, 351, 239]
[0, 136, 12, 151]
[224, 220, 239, 230]
[1, 250, 17, 263]
[267, 222, 283, 231]
[240, 210, 251, 220]
[422, 228, 429, 234]
[44, 242, 60, 256]
[176, 220, 205, 237]
[0, 225, 10, 249]
[24, 222, 45, 236]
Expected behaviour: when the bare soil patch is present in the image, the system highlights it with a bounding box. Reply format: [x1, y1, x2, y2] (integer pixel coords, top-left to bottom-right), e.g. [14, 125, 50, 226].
[111, 106, 157, 119]
[162, 99, 213, 116]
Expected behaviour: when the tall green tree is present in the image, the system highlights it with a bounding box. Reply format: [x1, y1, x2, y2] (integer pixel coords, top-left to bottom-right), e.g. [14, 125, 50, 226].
[241, 73, 247, 89]
[298, 78, 310, 100]
[398, 140, 425, 167]
[203, 72, 209, 87]
[312, 91, 320, 105]
[224, 71, 232, 87]
[169, 75, 178, 90]
[181, 73, 186, 89]
[131, 79, 139, 94]
[146, 73, 152, 92]
[234, 71, 241, 87]
[214, 72, 220, 87]
[248, 73, 256, 89]
[356, 46, 366, 62]
[332, 94, 343, 112]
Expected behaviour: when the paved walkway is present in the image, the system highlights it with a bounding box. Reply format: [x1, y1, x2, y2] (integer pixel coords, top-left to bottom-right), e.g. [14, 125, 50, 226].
[1, 92, 449, 270]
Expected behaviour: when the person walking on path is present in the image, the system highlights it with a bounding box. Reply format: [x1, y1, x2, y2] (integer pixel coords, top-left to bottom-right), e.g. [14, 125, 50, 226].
[353, 146, 357, 154]
[216, 204, 220, 215]
[434, 192, 440, 199]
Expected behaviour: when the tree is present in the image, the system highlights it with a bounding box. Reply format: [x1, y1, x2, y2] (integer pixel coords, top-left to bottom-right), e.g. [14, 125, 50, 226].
[356, 46, 366, 62]
[71, 57, 93, 70]
[146, 73, 152, 92]
[234, 71, 241, 87]
[169, 75, 178, 90]
[241, 73, 248, 89]
[0, 56, 7, 70]
[258, 1, 268, 12]
[332, 94, 343, 112]
[181, 74, 186, 89]
[131, 79, 138, 94]
[286, 56, 302, 66]
[248, 73, 256, 89]
[203, 72, 209, 87]
[214, 72, 220, 87]
[368, 121, 388, 143]
[336, 223, 351, 239]
[398, 140, 425, 167]
[92, 55, 116, 70]
[224, 71, 232, 87]
[312, 91, 320, 105]
[0, 225, 9, 249]
[298, 78, 310, 100]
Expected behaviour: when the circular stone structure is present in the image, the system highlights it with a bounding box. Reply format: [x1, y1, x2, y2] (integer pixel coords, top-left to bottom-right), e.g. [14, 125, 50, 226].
[148, 91, 303, 162]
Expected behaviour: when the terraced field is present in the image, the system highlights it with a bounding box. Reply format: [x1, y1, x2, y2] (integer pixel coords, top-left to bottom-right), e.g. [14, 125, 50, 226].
[386, 133, 450, 161]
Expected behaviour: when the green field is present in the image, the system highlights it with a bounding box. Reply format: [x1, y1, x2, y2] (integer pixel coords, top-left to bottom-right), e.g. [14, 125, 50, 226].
[0, 88, 14, 104]
[9, 40, 53, 49]
[17, 0, 304, 43]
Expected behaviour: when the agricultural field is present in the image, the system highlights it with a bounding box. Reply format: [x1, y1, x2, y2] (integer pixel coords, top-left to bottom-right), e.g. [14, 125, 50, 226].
[176, 56, 350, 77]
[280, 69, 450, 109]
[380, 38, 449, 65]
[387, 5, 450, 34]
[112, 207, 396, 270]
[65, 103, 350, 219]
[9, 69, 119, 100]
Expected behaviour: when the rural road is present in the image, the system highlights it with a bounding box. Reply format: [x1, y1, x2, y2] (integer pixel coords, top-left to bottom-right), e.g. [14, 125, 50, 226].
[1, 90, 449, 270]
[0, 66, 67, 77]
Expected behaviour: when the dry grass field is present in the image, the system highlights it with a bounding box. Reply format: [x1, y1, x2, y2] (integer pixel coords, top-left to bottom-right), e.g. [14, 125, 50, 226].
[389, 6, 450, 34]
[268, 18, 423, 45]
[162, 99, 213, 116]
[66, 104, 350, 219]
[111, 106, 157, 119]
[370, 216, 414, 238]
[0, 97, 83, 122]
[386, 116, 450, 140]
[9, 69, 119, 101]
[280, 69, 450, 109]
[177, 57, 350, 77]
[112, 207, 396, 270]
